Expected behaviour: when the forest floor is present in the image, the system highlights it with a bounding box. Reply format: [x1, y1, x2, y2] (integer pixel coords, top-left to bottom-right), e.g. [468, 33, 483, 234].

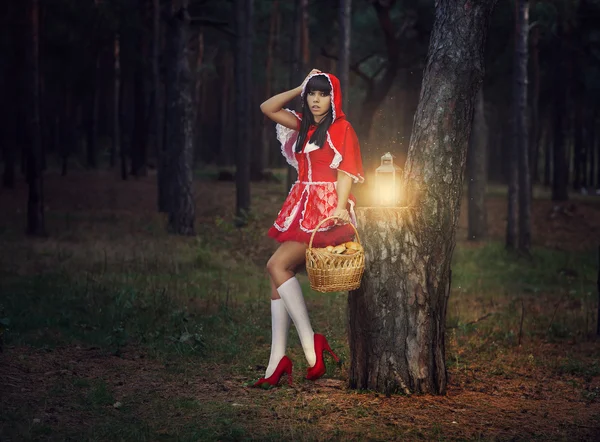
[1, 169, 600, 441]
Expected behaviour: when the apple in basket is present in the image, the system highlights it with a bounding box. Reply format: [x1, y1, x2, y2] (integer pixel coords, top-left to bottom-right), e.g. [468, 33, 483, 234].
[323, 241, 363, 255]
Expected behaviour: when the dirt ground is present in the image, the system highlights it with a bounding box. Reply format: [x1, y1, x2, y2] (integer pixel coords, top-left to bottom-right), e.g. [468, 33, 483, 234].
[1, 170, 600, 441]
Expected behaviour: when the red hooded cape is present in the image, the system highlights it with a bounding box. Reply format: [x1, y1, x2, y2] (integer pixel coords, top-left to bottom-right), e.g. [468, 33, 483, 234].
[268, 72, 365, 247]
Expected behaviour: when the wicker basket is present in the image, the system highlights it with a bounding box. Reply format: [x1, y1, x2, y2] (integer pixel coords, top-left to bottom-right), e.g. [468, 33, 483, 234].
[305, 216, 365, 293]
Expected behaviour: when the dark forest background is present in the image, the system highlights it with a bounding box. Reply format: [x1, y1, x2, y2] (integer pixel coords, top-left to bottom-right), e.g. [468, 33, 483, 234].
[2, 0, 600, 236]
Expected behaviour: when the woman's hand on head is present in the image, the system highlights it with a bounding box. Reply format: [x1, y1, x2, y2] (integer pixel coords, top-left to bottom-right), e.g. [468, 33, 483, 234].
[300, 69, 322, 90]
[332, 207, 351, 224]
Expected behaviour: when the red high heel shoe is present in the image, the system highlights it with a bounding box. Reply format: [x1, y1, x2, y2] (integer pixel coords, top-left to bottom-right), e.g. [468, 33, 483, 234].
[251, 355, 293, 388]
[306, 334, 340, 381]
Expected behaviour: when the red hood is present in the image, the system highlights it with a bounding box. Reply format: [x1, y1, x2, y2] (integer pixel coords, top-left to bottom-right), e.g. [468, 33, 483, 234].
[301, 72, 346, 123]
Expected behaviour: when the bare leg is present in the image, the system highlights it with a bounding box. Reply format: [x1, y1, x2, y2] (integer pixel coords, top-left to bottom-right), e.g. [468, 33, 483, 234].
[266, 241, 307, 290]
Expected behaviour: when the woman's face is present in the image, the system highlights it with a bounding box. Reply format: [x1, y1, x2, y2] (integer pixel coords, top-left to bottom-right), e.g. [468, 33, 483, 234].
[306, 90, 331, 123]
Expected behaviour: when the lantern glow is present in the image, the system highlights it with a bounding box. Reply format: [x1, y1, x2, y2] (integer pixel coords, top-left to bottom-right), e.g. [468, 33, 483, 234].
[375, 152, 402, 206]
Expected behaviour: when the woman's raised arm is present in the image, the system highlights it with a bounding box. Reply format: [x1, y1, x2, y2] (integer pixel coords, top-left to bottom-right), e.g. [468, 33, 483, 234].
[260, 86, 303, 130]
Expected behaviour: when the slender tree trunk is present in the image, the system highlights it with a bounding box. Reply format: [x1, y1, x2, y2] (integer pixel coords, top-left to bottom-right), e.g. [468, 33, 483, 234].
[164, 2, 195, 235]
[193, 32, 204, 165]
[234, 0, 253, 225]
[552, 25, 568, 201]
[573, 87, 584, 190]
[543, 114, 552, 187]
[516, 0, 531, 253]
[132, 2, 148, 177]
[348, 0, 497, 395]
[2, 1, 17, 189]
[286, 0, 305, 191]
[153, 0, 167, 211]
[506, 132, 518, 248]
[26, 0, 45, 236]
[590, 109, 597, 189]
[338, 0, 351, 112]
[86, 52, 100, 169]
[529, 0, 540, 184]
[218, 51, 233, 167]
[467, 87, 487, 241]
[112, 34, 121, 170]
[595, 114, 600, 190]
[61, 85, 72, 177]
[261, 0, 278, 172]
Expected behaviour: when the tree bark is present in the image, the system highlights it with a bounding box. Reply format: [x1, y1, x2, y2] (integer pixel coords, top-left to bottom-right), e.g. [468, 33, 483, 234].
[26, 0, 45, 236]
[234, 0, 253, 225]
[338, 0, 351, 112]
[516, 0, 531, 254]
[164, 2, 195, 235]
[348, 0, 497, 395]
[467, 87, 487, 241]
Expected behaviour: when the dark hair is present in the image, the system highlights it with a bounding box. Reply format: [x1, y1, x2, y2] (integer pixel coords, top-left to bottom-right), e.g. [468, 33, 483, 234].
[295, 75, 333, 153]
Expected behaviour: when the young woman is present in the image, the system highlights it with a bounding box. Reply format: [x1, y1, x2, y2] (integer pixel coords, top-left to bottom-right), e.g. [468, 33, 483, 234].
[253, 69, 364, 388]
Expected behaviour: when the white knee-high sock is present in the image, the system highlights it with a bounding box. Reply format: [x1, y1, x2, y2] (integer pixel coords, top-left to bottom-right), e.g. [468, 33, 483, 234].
[265, 299, 291, 378]
[277, 277, 316, 367]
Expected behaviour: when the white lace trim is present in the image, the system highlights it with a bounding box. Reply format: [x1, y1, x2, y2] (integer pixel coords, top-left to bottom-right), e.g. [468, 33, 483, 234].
[338, 169, 364, 184]
[326, 132, 343, 169]
[301, 73, 336, 123]
[273, 183, 303, 231]
[275, 108, 301, 171]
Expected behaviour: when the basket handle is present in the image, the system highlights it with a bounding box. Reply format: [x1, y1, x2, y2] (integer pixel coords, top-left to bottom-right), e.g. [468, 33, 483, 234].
[308, 216, 361, 250]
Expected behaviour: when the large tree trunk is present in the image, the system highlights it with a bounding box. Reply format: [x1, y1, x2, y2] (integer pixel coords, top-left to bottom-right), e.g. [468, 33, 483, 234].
[338, 0, 351, 112]
[348, 0, 497, 395]
[26, 0, 45, 236]
[165, 2, 195, 235]
[234, 0, 253, 225]
[516, 0, 531, 253]
[467, 87, 487, 241]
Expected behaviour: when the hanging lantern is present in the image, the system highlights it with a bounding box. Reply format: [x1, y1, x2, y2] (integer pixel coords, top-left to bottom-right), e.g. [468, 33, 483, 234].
[375, 152, 402, 206]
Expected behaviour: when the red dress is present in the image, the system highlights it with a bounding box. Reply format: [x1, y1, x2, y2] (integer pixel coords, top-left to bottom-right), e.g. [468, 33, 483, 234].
[268, 73, 365, 248]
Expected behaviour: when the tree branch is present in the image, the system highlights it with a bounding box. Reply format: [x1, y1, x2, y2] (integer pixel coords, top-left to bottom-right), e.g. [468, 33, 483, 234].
[320, 47, 375, 85]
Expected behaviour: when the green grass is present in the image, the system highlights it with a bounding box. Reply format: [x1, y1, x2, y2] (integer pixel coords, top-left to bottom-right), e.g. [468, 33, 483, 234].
[1, 203, 599, 441]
